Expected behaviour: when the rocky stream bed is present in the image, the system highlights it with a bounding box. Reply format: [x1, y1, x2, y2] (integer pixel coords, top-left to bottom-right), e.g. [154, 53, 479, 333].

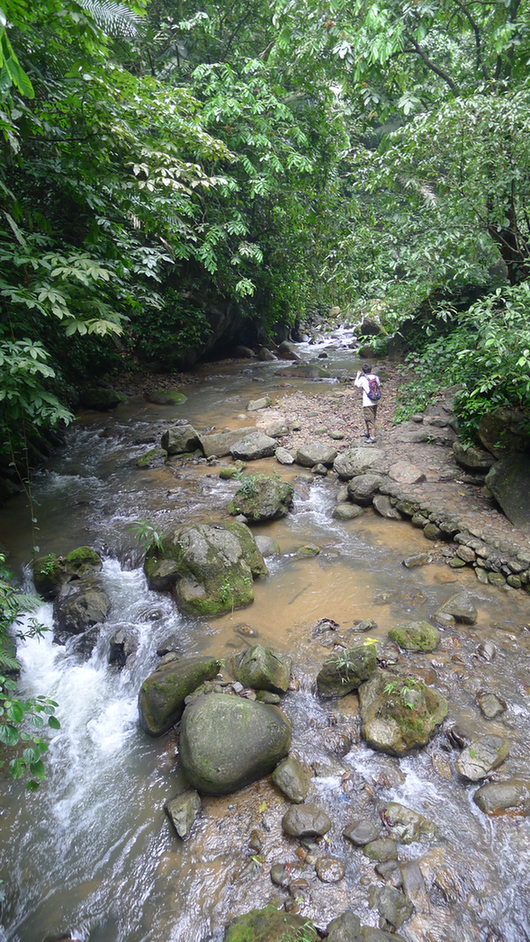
[2, 340, 530, 942]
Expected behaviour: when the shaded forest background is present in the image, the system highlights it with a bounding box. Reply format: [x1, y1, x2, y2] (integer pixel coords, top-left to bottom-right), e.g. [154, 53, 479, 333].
[2, 0, 530, 461]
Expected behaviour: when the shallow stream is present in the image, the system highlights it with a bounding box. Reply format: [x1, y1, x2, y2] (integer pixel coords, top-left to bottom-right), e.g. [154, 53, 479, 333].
[1, 331, 530, 942]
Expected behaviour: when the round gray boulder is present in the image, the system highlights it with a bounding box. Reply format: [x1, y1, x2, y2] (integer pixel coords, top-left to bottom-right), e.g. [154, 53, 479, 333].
[282, 802, 331, 837]
[179, 694, 292, 795]
[295, 442, 338, 468]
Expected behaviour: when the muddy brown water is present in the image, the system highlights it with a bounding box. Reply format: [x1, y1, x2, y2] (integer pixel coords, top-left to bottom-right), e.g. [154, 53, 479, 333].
[1, 334, 530, 942]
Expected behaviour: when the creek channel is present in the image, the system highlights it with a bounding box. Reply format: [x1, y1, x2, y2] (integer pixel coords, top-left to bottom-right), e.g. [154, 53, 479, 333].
[1, 330, 530, 942]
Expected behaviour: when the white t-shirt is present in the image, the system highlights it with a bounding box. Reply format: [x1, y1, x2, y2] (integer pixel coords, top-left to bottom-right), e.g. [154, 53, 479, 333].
[354, 372, 380, 407]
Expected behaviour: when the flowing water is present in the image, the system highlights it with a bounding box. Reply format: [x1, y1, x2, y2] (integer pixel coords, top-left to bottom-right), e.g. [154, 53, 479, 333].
[1, 330, 530, 942]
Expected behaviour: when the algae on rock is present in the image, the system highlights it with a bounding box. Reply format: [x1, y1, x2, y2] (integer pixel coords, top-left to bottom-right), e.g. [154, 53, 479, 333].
[360, 671, 448, 756]
[144, 521, 267, 615]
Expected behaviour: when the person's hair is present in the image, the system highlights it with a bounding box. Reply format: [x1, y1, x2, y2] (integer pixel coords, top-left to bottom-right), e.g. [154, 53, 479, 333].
[362, 363, 371, 373]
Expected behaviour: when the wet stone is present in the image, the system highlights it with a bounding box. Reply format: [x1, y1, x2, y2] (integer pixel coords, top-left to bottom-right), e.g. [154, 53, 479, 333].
[475, 567, 490, 585]
[381, 802, 440, 843]
[325, 910, 362, 942]
[434, 592, 478, 625]
[476, 691, 507, 719]
[282, 803, 332, 837]
[343, 819, 379, 846]
[373, 494, 402, 519]
[270, 863, 289, 887]
[272, 756, 310, 803]
[350, 619, 378, 633]
[164, 789, 201, 840]
[375, 860, 403, 887]
[275, 447, 295, 465]
[402, 553, 430, 569]
[457, 544, 476, 563]
[255, 690, 281, 704]
[362, 929, 408, 942]
[369, 883, 414, 930]
[400, 860, 430, 913]
[423, 523, 442, 541]
[488, 571, 507, 587]
[474, 779, 530, 816]
[296, 543, 320, 557]
[333, 502, 365, 520]
[388, 621, 440, 653]
[411, 513, 429, 528]
[315, 857, 345, 883]
[363, 839, 398, 861]
[477, 640, 496, 661]
[455, 734, 510, 781]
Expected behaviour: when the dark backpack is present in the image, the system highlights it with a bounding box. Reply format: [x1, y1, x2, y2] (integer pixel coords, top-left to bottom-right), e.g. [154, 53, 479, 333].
[367, 376, 381, 402]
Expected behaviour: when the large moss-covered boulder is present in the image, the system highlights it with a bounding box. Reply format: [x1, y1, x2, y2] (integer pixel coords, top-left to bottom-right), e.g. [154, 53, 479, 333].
[79, 388, 125, 410]
[227, 474, 294, 522]
[317, 644, 377, 698]
[232, 644, 291, 693]
[33, 546, 103, 600]
[138, 655, 222, 736]
[477, 406, 529, 458]
[144, 522, 267, 615]
[224, 905, 317, 942]
[359, 671, 448, 756]
[388, 622, 440, 653]
[179, 693, 292, 795]
[485, 455, 530, 532]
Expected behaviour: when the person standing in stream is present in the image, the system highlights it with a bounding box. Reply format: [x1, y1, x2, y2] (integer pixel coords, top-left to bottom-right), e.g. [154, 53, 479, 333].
[354, 362, 381, 443]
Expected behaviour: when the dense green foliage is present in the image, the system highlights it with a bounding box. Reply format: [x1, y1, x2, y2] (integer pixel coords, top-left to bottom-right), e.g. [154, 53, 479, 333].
[0, 0, 529, 457]
[0, 555, 60, 789]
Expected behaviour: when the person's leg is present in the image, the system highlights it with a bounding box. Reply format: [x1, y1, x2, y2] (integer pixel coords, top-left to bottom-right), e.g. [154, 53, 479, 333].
[364, 405, 377, 439]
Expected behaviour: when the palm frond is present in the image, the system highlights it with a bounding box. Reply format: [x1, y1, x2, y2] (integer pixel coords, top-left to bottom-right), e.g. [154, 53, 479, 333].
[78, 0, 143, 39]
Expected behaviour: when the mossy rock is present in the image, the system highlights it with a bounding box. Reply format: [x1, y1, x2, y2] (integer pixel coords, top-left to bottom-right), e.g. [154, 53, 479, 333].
[145, 389, 187, 405]
[79, 388, 126, 410]
[360, 670, 448, 756]
[227, 474, 294, 522]
[317, 644, 377, 698]
[144, 521, 267, 615]
[33, 546, 102, 600]
[388, 621, 440, 652]
[224, 905, 317, 942]
[135, 447, 168, 468]
[180, 694, 292, 795]
[138, 655, 222, 736]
